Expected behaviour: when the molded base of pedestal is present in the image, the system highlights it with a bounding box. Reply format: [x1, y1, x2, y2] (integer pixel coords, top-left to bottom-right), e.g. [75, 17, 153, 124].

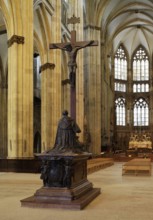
[21, 187, 101, 210]
[21, 153, 101, 210]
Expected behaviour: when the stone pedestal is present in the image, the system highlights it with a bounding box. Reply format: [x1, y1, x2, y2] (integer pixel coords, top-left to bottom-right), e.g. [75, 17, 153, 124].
[21, 153, 101, 210]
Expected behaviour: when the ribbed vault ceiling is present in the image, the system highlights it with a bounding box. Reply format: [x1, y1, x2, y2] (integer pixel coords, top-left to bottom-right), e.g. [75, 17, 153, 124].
[100, 0, 153, 56]
[0, 1, 153, 58]
[84, 0, 153, 56]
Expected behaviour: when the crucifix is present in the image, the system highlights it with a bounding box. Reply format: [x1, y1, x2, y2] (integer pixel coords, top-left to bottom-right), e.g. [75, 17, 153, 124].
[49, 14, 98, 120]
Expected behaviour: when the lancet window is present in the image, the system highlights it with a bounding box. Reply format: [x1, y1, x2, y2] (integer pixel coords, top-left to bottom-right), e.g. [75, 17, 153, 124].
[114, 45, 127, 81]
[133, 98, 149, 126]
[133, 47, 149, 81]
[115, 97, 126, 126]
[114, 45, 150, 128]
[114, 45, 127, 126]
[133, 46, 149, 93]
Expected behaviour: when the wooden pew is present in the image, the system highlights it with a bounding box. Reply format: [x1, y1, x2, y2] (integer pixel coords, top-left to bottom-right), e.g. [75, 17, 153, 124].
[87, 158, 114, 174]
[122, 158, 151, 176]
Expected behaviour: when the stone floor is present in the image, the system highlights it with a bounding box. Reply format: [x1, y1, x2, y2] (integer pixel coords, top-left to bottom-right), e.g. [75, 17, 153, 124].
[0, 162, 153, 220]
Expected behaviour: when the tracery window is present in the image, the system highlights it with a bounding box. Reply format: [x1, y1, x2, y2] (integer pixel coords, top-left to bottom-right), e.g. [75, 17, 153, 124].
[115, 97, 126, 126]
[133, 98, 149, 126]
[114, 45, 127, 80]
[114, 45, 150, 128]
[133, 47, 149, 81]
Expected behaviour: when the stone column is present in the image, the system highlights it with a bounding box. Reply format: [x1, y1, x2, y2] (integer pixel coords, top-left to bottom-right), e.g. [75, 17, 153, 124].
[7, 0, 33, 158]
[84, 26, 101, 154]
[41, 63, 55, 151]
[41, 1, 62, 151]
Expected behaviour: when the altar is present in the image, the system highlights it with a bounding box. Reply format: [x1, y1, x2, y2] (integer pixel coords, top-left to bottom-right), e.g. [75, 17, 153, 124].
[129, 141, 152, 150]
[128, 132, 152, 151]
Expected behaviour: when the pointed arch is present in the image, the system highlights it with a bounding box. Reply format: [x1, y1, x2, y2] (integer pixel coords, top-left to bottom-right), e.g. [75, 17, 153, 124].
[114, 43, 129, 59]
[115, 97, 126, 126]
[10, 0, 22, 35]
[132, 45, 149, 81]
[133, 97, 149, 126]
[114, 44, 128, 81]
[34, 1, 53, 60]
[0, 0, 12, 37]
[132, 44, 149, 60]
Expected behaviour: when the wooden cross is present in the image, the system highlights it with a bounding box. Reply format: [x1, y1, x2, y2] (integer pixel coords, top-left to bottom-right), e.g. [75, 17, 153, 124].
[49, 15, 98, 120]
[67, 14, 80, 30]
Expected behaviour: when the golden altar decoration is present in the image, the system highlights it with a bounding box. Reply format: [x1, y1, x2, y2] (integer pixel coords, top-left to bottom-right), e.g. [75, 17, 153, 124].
[129, 133, 152, 150]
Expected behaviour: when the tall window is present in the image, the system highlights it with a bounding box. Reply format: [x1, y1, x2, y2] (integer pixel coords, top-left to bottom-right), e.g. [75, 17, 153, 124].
[115, 82, 126, 92]
[133, 47, 149, 81]
[133, 98, 149, 126]
[34, 54, 41, 89]
[115, 98, 126, 126]
[114, 45, 127, 81]
[114, 45, 127, 126]
[114, 45, 150, 128]
[132, 46, 149, 127]
[133, 83, 149, 93]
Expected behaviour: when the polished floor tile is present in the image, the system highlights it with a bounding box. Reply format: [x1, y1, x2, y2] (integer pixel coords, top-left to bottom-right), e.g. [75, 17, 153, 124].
[0, 162, 153, 220]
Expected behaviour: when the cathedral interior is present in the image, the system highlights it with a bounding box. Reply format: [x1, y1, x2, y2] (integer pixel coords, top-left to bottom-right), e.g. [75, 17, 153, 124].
[1, 0, 153, 219]
[0, 0, 153, 165]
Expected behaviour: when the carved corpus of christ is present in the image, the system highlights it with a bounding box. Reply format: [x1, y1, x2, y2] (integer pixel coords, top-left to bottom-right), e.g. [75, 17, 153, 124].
[49, 14, 98, 119]
[50, 40, 95, 87]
